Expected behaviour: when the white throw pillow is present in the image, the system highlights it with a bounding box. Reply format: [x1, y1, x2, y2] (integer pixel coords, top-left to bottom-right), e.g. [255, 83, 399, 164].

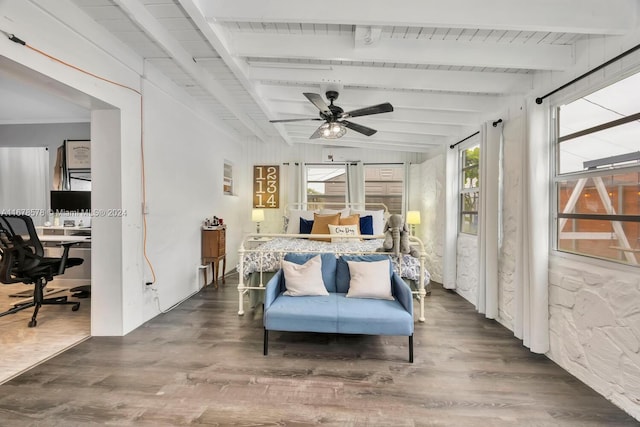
[286, 209, 316, 234]
[320, 208, 351, 218]
[351, 209, 385, 235]
[282, 255, 329, 296]
[345, 259, 394, 300]
[328, 224, 359, 243]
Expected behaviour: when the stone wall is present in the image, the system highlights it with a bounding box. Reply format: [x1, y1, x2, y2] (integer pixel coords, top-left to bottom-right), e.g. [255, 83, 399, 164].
[548, 256, 640, 419]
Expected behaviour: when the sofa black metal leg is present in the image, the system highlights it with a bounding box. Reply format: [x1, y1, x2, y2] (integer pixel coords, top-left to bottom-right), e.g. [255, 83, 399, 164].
[409, 335, 414, 363]
[263, 328, 269, 356]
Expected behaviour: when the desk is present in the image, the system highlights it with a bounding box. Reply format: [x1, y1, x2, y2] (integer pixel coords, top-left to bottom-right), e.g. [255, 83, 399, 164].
[37, 226, 91, 284]
[39, 235, 91, 244]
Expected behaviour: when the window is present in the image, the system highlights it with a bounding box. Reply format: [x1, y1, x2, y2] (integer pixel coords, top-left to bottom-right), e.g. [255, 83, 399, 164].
[460, 144, 480, 235]
[306, 165, 346, 209]
[364, 165, 404, 214]
[555, 71, 640, 266]
[223, 161, 233, 195]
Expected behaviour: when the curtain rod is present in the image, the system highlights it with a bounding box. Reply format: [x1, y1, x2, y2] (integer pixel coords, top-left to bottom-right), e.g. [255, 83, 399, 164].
[449, 118, 502, 150]
[449, 131, 479, 149]
[535, 42, 640, 105]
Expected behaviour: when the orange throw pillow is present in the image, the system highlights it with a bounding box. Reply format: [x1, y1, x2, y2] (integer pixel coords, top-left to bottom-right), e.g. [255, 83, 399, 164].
[339, 214, 361, 234]
[310, 213, 341, 241]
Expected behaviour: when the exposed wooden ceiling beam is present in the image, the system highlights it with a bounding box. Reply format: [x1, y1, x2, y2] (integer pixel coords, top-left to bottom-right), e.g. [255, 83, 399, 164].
[177, 0, 292, 145]
[199, 0, 636, 35]
[113, 0, 272, 143]
[256, 84, 504, 113]
[268, 100, 483, 126]
[249, 65, 532, 94]
[232, 32, 574, 71]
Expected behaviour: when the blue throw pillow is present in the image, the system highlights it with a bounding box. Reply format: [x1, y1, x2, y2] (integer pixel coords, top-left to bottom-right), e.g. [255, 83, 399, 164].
[359, 215, 374, 235]
[299, 217, 314, 234]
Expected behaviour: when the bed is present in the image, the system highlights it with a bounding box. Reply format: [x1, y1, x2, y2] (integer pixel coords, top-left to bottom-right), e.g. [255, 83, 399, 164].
[236, 203, 431, 322]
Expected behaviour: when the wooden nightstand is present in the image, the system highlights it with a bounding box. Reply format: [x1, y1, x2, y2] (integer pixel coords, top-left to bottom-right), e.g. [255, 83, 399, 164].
[202, 226, 226, 287]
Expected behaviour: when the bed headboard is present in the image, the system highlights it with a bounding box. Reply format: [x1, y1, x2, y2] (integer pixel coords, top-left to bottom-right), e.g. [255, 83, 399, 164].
[285, 202, 389, 213]
[283, 202, 389, 235]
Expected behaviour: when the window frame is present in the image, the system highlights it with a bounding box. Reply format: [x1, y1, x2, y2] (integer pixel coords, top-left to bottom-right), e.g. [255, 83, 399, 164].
[552, 79, 640, 267]
[305, 163, 347, 209]
[223, 160, 234, 196]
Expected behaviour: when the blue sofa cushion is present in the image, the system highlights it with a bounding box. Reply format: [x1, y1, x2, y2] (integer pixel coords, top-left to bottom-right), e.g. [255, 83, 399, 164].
[337, 294, 413, 335]
[336, 254, 393, 293]
[264, 294, 339, 333]
[284, 252, 337, 292]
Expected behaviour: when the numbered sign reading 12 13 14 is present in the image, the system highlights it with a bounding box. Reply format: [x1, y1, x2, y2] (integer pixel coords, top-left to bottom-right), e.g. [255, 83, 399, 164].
[253, 165, 279, 208]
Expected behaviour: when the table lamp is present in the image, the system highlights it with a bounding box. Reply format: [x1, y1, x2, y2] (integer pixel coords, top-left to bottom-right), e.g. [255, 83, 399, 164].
[406, 211, 421, 236]
[251, 209, 265, 234]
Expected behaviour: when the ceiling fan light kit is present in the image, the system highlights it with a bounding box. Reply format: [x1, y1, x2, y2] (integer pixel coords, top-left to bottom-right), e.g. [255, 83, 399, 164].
[320, 122, 347, 139]
[269, 91, 393, 140]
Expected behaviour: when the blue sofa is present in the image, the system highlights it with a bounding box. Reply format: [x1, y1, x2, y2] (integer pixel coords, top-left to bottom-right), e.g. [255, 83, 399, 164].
[263, 253, 414, 362]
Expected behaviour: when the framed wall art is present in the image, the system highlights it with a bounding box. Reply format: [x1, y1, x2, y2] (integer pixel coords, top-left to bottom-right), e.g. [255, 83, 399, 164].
[253, 165, 279, 208]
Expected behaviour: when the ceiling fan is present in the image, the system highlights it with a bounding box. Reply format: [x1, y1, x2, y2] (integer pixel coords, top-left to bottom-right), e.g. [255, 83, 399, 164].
[269, 91, 393, 139]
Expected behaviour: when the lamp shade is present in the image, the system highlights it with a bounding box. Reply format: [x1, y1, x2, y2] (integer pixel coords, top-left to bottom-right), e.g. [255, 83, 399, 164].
[251, 209, 265, 222]
[406, 211, 421, 225]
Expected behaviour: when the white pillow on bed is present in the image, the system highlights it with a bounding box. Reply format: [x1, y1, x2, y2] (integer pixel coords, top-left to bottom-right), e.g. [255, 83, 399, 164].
[346, 259, 394, 300]
[351, 209, 385, 235]
[282, 255, 329, 296]
[320, 208, 351, 218]
[286, 209, 316, 234]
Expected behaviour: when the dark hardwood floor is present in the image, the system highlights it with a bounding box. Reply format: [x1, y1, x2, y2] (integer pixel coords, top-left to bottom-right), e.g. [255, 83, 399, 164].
[0, 274, 636, 426]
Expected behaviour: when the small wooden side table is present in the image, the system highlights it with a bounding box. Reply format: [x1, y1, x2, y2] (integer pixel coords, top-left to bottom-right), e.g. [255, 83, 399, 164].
[201, 226, 226, 287]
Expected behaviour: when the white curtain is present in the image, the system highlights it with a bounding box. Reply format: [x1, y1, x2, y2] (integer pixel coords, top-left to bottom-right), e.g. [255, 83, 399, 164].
[442, 146, 459, 290]
[346, 162, 365, 207]
[0, 147, 49, 226]
[282, 162, 305, 209]
[513, 100, 550, 354]
[477, 122, 502, 318]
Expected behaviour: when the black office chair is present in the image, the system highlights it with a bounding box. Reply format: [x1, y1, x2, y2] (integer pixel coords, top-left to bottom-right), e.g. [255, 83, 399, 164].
[0, 215, 82, 327]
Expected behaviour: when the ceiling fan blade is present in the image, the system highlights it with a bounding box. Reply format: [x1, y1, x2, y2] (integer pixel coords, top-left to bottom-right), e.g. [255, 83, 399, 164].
[303, 92, 332, 116]
[342, 102, 394, 118]
[269, 117, 322, 123]
[309, 123, 326, 139]
[342, 120, 377, 136]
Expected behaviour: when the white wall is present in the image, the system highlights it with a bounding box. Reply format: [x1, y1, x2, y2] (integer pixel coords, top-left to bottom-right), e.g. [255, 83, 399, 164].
[141, 74, 246, 318]
[1, 0, 247, 335]
[548, 257, 640, 418]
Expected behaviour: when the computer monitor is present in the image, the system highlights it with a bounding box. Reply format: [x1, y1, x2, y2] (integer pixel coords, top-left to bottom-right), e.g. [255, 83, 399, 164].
[50, 191, 91, 212]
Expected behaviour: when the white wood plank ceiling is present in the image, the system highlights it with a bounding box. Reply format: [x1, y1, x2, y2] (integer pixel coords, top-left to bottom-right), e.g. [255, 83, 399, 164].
[68, 0, 639, 152]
